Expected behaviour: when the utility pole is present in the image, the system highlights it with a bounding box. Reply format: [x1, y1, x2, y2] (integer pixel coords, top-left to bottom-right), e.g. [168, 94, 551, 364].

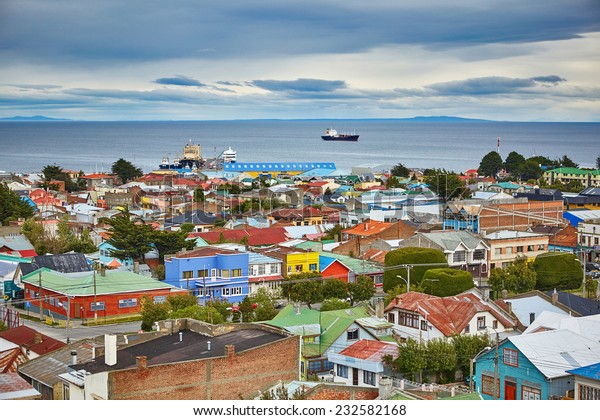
[582, 249, 587, 298]
[93, 268, 98, 322]
[66, 295, 71, 344]
[38, 271, 43, 322]
[493, 331, 499, 400]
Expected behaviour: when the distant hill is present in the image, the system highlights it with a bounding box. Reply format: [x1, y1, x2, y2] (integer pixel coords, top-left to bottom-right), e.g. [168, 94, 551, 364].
[0, 115, 70, 121]
[395, 116, 491, 122]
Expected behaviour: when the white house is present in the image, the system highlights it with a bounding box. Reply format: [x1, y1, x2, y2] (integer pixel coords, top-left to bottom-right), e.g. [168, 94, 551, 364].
[329, 339, 398, 387]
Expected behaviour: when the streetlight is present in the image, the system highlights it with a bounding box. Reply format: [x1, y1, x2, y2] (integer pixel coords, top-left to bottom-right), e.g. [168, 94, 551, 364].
[470, 346, 491, 393]
[396, 269, 411, 293]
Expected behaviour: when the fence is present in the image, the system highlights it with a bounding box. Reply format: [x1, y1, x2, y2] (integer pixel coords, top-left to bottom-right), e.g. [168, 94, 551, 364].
[0, 306, 21, 329]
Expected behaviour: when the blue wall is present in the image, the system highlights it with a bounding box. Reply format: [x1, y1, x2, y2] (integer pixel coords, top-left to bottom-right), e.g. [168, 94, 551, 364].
[98, 242, 134, 268]
[164, 252, 249, 304]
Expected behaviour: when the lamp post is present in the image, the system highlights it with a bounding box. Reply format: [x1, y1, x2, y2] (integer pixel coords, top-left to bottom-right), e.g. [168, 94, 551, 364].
[396, 270, 411, 293]
[470, 346, 491, 393]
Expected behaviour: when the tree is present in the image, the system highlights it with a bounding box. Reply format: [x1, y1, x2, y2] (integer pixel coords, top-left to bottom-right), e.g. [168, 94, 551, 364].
[322, 279, 348, 300]
[518, 159, 544, 181]
[451, 333, 493, 376]
[347, 275, 375, 305]
[320, 298, 350, 311]
[322, 224, 343, 241]
[151, 229, 195, 263]
[390, 162, 410, 178]
[423, 169, 470, 201]
[558, 154, 578, 168]
[504, 151, 525, 174]
[383, 247, 448, 292]
[289, 280, 323, 309]
[421, 268, 474, 297]
[193, 187, 205, 203]
[0, 184, 34, 225]
[478, 151, 503, 177]
[167, 294, 198, 312]
[41, 164, 81, 192]
[531, 253, 583, 290]
[102, 208, 154, 263]
[172, 305, 225, 324]
[488, 258, 536, 295]
[426, 338, 457, 383]
[384, 284, 405, 306]
[383, 338, 427, 382]
[140, 296, 170, 331]
[596, 155, 600, 170]
[250, 288, 279, 321]
[111, 158, 143, 184]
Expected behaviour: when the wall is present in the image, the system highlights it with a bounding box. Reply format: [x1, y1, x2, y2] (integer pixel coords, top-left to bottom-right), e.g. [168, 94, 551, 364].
[105, 335, 299, 400]
[305, 384, 378, 400]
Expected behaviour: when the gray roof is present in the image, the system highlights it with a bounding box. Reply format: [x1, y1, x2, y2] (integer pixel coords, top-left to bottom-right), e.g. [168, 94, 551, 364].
[0, 235, 34, 252]
[20, 253, 91, 276]
[544, 291, 600, 316]
[419, 231, 488, 251]
[164, 210, 217, 226]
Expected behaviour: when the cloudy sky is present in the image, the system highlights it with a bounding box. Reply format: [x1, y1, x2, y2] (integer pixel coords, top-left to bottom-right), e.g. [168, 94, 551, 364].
[1, 0, 599, 121]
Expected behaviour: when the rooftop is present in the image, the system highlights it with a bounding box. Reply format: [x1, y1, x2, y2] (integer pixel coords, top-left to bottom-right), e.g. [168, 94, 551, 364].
[0, 372, 40, 400]
[0, 325, 65, 356]
[339, 339, 399, 361]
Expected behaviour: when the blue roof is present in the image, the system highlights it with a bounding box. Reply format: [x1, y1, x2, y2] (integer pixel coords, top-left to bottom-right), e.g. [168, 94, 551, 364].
[567, 362, 600, 380]
[224, 162, 336, 172]
[544, 291, 600, 316]
[248, 251, 282, 264]
[300, 168, 337, 177]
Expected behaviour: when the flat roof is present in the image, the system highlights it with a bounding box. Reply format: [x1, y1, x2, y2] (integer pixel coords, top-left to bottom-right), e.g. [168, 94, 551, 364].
[74, 327, 289, 374]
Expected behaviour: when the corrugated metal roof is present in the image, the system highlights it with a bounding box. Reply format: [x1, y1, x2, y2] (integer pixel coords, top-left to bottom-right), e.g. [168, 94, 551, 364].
[0, 348, 27, 373]
[0, 372, 40, 400]
[339, 339, 399, 361]
[567, 362, 600, 380]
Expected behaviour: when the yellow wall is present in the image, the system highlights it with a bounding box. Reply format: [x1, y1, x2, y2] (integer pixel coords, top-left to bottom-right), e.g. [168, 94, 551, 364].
[286, 251, 320, 275]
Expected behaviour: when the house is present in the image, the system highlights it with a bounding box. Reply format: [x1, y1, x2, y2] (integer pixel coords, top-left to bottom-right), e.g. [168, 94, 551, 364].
[265, 305, 390, 380]
[543, 290, 600, 316]
[20, 268, 187, 321]
[384, 291, 516, 342]
[79, 173, 115, 190]
[564, 187, 600, 210]
[530, 224, 578, 253]
[564, 209, 600, 228]
[514, 188, 563, 202]
[18, 339, 95, 400]
[59, 321, 299, 400]
[15, 253, 91, 281]
[501, 290, 577, 329]
[543, 167, 600, 188]
[164, 247, 249, 304]
[163, 210, 217, 232]
[253, 245, 319, 276]
[247, 251, 283, 294]
[189, 226, 289, 247]
[329, 340, 398, 388]
[578, 219, 600, 264]
[319, 251, 384, 286]
[475, 330, 600, 400]
[523, 312, 600, 342]
[483, 230, 549, 269]
[397, 230, 490, 278]
[567, 362, 600, 400]
[98, 241, 134, 269]
[0, 325, 65, 359]
[0, 234, 37, 258]
[0, 372, 41, 400]
[487, 182, 530, 194]
[267, 206, 324, 226]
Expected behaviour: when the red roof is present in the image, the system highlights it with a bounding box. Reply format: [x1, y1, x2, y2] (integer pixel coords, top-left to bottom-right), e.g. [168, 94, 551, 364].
[189, 227, 289, 246]
[0, 325, 65, 356]
[80, 173, 114, 179]
[343, 220, 393, 237]
[175, 247, 236, 258]
[339, 339, 399, 361]
[385, 291, 515, 337]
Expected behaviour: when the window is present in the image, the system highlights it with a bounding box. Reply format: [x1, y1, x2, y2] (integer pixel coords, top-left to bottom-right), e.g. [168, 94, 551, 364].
[258, 265, 266, 275]
[271, 264, 280, 273]
[492, 320, 498, 329]
[477, 316, 486, 330]
[118, 298, 137, 308]
[578, 384, 600, 400]
[337, 365, 348, 378]
[63, 383, 70, 400]
[522, 385, 541, 400]
[399, 312, 420, 329]
[182, 270, 193, 279]
[221, 269, 230, 278]
[494, 248, 502, 255]
[309, 263, 317, 271]
[197, 269, 209, 278]
[153, 295, 167, 304]
[503, 348, 518, 367]
[90, 302, 105, 311]
[231, 287, 243, 295]
[482, 375, 499, 397]
[464, 324, 470, 333]
[453, 251, 466, 263]
[473, 249, 486, 260]
[421, 320, 428, 331]
[307, 359, 331, 374]
[537, 244, 545, 251]
[232, 268, 242, 277]
[527, 245, 535, 252]
[505, 247, 512, 255]
[387, 313, 395, 324]
[516, 246, 524, 253]
[295, 264, 303, 272]
[288, 265, 292, 273]
[363, 371, 376, 386]
[347, 329, 359, 340]
[222, 288, 230, 296]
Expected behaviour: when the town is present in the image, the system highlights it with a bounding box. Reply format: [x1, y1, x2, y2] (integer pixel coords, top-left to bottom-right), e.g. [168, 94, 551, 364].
[1, 146, 600, 401]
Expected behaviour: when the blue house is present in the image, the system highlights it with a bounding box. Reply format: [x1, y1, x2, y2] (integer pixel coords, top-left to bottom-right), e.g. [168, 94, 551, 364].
[98, 241, 134, 269]
[164, 247, 249, 304]
[475, 329, 600, 400]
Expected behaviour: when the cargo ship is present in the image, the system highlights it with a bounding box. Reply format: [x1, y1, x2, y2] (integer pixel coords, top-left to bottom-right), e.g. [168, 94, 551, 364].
[321, 128, 359, 141]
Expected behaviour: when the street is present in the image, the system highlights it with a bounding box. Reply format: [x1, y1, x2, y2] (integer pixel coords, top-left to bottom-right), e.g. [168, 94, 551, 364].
[20, 317, 143, 343]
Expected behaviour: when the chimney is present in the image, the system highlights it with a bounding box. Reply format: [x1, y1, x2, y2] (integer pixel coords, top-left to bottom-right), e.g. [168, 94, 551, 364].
[33, 333, 42, 345]
[100, 267, 106, 277]
[506, 301, 513, 315]
[136, 355, 147, 369]
[551, 288, 558, 305]
[179, 331, 183, 342]
[133, 261, 139, 274]
[104, 334, 117, 366]
[376, 300, 384, 318]
[501, 289, 508, 299]
[71, 350, 78, 365]
[207, 340, 211, 351]
[225, 344, 235, 358]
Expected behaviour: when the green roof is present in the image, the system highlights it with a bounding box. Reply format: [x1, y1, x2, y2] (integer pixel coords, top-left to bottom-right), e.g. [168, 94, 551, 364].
[320, 251, 383, 274]
[0, 254, 32, 264]
[22, 268, 181, 297]
[546, 167, 600, 176]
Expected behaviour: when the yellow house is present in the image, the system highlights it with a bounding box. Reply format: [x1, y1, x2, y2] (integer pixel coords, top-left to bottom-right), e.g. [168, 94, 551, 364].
[256, 245, 319, 276]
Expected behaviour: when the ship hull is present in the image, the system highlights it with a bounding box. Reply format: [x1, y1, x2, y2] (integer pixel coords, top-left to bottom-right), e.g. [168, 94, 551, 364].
[321, 135, 359, 141]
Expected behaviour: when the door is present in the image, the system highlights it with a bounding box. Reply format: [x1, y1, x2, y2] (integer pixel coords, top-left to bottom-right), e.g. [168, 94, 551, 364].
[505, 381, 517, 400]
[352, 368, 359, 386]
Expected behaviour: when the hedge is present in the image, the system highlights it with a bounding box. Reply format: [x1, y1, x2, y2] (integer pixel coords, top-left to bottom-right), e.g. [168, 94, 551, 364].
[421, 268, 474, 297]
[383, 247, 448, 292]
[531, 252, 583, 291]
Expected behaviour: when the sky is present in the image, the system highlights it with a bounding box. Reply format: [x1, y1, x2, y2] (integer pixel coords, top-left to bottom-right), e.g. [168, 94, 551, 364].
[1, 0, 599, 121]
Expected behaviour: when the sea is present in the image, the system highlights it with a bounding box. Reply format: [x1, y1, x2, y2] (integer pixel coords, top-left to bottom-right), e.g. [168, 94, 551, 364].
[0, 120, 598, 174]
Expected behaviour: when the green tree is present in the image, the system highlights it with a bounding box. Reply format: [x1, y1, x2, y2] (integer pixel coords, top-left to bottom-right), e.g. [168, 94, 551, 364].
[426, 338, 457, 383]
[167, 294, 198, 312]
[558, 155, 578, 168]
[0, 320, 7, 332]
[488, 258, 537, 295]
[322, 279, 348, 300]
[21, 218, 47, 255]
[152, 229, 195, 263]
[140, 296, 170, 331]
[423, 169, 470, 201]
[347, 275, 375, 305]
[102, 208, 154, 263]
[383, 338, 427, 382]
[0, 184, 34, 225]
[384, 284, 405, 306]
[517, 159, 544, 181]
[111, 158, 143, 184]
[478, 151, 503, 177]
[451, 333, 493, 376]
[155, 264, 165, 280]
[250, 288, 279, 321]
[172, 305, 225, 324]
[41, 164, 80, 192]
[322, 224, 343, 241]
[531, 253, 583, 290]
[193, 187, 205, 203]
[504, 151, 525, 174]
[390, 162, 410, 178]
[290, 280, 323, 309]
[320, 298, 350, 311]
[72, 228, 97, 253]
[383, 247, 448, 292]
[421, 268, 474, 297]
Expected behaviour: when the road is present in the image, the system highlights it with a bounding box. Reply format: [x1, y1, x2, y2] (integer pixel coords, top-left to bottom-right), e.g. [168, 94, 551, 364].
[20, 317, 143, 343]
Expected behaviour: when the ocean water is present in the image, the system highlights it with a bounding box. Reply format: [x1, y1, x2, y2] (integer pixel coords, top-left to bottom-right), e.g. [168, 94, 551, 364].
[0, 120, 598, 174]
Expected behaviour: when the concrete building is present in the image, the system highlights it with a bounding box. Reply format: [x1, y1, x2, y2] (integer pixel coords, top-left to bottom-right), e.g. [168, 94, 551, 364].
[483, 230, 549, 269]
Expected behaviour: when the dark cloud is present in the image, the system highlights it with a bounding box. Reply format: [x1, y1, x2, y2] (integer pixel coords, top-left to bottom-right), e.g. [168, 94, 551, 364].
[424, 76, 568, 96]
[531, 75, 567, 85]
[251, 78, 346, 92]
[153, 75, 205, 87]
[216, 81, 245, 87]
[5, 84, 62, 90]
[1, 1, 598, 65]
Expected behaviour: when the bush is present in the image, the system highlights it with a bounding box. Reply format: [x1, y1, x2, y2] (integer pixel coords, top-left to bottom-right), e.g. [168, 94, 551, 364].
[320, 298, 351, 311]
[383, 247, 448, 292]
[421, 268, 474, 296]
[531, 253, 583, 291]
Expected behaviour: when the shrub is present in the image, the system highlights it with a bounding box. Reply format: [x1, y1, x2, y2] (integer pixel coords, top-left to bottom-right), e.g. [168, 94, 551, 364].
[383, 247, 448, 291]
[421, 268, 474, 296]
[531, 253, 583, 290]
